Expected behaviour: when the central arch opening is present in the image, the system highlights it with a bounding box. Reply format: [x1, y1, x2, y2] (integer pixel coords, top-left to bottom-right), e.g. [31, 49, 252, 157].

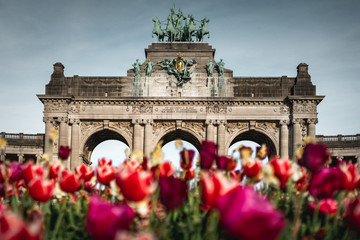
[83, 129, 129, 166]
[159, 130, 201, 171]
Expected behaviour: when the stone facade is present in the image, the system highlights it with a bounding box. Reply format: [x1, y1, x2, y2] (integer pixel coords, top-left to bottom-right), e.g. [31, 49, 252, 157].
[35, 42, 325, 168]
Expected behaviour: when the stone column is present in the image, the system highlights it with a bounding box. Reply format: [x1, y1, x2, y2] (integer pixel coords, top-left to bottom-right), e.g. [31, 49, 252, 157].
[70, 119, 80, 170]
[144, 119, 153, 158]
[217, 120, 226, 156]
[292, 118, 302, 153]
[307, 118, 318, 140]
[280, 120, 289, 159]
[132, 119, 142, 152]
[43, 117, 53, 154]
[206, 120, 215, 142]
[59, 117, 68, 148]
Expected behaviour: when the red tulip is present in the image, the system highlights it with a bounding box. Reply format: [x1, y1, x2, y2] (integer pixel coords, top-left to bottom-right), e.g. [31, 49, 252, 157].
[308, 199, 338, 216]
[59, 170, 82, 193]
[49, 162, 61, 179]
[216, 186, 285, 240]
[0, 209, 43, 240]
[75, 164, 94, 181]
[270, 156, 294, 189]
[338, 162, 360, 191]
[216, 156, 236, 171]
[184, 169, 196, 180]
[87, 196, 135, 240]
[98, 158, 112, 166]
[180, 149, 195, 170]
[159, 176, 187, 209]
[28, 178, 55, 202]
[159, 161, 175, 178]
[296, 167, 308, 190]
[298, 143, 330, 173]
[22, 161, 45, 185]
[308, 168, 342, 198]
[58, 146, 71, 160]
[242, 160, 262, 181]
[97, 165, 115, 186]
[200, 171, 238, 209]
[116, 165, 153, 202]
[345, 197, 360, 231]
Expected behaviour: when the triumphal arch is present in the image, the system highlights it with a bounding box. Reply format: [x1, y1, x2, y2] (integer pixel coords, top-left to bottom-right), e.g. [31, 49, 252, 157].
[38, 7, 323, 168]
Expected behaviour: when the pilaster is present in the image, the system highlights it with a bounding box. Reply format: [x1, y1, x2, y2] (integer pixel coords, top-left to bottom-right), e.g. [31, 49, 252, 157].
[216, 120, 227, 155]
[307, 118, 318, 140]
[143, 119, 153, 158]
[280, 120, 289, 159]
[132, 119, 143, 152]
[70, 118, 80, 169]
[292, 118, 302, 153]
[205, 119, 215, 142]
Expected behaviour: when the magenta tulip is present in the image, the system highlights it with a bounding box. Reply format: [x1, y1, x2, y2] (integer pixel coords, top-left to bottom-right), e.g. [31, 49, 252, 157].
[216, 186, 285, 240]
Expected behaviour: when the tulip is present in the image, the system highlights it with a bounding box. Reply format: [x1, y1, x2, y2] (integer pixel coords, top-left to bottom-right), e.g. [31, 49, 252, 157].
[345, 197, 360, 231]
[116, 165, 153, 202]
[338, 162, 360, 191]
[256, 144, 269, 160]
[58, 146, 71, 160]
[159, 161, 175, 178]
[270, 156, 294, 189]
[238, 145, 253, 163]
[216, 186, 285, 240]
[98, 158, 112, 166]
[0, 183, 14, 198]
[201, 141, 217, 154]
[8, 162, 24, 183]
[75, 164, 94, 181]
[49, 162, 61, 179]
[22, 161, 45, 185]
[308, 199, 338, 216]
[242, 160, 262, 181]
[0, 164, 10, 183]
[180, 149, 195, 170]
[308, 168, 342, 198]
[84, 182, 95, 193]
[216, 156, 236, 171]
[0, 209, 43, 240]
[59, 170, 82, 193]
[159, 176, 187, 209]
[28, 178, 55, 202]
[298, 143, 330, 173]
[87, 196, 135, 240]
[97, 165, 115, 186]
[200, 171, 238, 209]
[184, 169, 196, 180]
[199, 150, 216, 170]
[296, 167, 308, 190]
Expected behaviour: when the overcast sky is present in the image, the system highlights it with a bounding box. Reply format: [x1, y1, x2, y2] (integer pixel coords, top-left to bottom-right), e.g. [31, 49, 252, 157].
[0, 0, 359, 136]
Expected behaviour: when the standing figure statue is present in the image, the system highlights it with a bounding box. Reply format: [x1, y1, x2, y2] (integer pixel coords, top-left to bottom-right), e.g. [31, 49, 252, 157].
[132, 59, 142, 77]
[146, 59, 155, 77]
[217, 59, 225, 78]
[174, 9, 184, 41]
[206, 59, 215, 77]
[152, 17, 165, 41]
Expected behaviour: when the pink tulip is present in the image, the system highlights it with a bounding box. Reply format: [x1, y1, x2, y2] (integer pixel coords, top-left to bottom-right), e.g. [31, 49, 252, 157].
[159, 176, 187, 209]
[298, 143, 330, 173]
[217, 186, 285, 240]
[87, 196, 135, 240]
[308, 168, 342, 198]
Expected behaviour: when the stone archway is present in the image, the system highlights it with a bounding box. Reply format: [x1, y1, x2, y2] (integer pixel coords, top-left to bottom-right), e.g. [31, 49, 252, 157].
[158, 129, 201, 151]
[82, 129, 129, 165]
[227, 130, 277, 158]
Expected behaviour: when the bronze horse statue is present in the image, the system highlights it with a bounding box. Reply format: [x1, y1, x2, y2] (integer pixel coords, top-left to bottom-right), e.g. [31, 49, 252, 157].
[196, 17, 210, 42]
[152, 17, 165, 42]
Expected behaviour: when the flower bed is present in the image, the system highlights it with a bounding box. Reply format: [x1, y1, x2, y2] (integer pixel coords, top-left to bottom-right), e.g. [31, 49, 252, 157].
[0, 139, 360, 240]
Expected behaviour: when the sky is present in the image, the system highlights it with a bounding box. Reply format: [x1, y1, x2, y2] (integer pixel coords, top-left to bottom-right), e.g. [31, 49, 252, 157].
[1, 0, 359, 138]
